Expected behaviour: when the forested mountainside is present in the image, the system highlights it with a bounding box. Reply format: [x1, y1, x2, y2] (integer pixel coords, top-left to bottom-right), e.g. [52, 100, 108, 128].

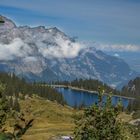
[123, 77, 140, 119]
[55, 78, 140, 97]
[122, 77, 140, 96]
[0, 72, 65, 104]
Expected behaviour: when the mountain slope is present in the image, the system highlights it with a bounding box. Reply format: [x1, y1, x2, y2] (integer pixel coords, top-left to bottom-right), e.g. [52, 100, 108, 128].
[122, 77, 140, 96]
[0, 15, 137, 88]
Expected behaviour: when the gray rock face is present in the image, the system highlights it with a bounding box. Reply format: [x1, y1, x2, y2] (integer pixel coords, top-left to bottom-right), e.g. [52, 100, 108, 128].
[0, 15, 137, 88]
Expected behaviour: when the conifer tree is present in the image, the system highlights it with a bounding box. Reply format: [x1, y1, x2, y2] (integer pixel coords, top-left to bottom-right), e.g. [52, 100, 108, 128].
[13, 97, 20, 112]
[0, 83, 9, 130]
[9, 96, 14, 109]
[74, 88, 126, 140]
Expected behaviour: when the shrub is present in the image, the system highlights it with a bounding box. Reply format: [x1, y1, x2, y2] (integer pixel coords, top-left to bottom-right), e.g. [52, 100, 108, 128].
[74, 88, 126, 140]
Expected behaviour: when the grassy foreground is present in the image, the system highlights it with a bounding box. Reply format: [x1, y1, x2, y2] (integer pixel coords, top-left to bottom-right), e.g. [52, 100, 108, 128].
[18, 96, 75, 140]
[13, 96, 139, 140]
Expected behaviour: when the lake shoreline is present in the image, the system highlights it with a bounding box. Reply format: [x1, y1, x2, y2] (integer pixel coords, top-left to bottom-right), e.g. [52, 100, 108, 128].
[51, 85, 135, 100]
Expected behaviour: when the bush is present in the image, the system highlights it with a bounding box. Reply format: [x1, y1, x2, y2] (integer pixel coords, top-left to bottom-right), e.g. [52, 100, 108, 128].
[74, 88, 126, 140]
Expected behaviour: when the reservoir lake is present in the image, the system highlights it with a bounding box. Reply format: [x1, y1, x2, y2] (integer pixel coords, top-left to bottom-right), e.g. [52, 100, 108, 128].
[56, 87, 130, 108]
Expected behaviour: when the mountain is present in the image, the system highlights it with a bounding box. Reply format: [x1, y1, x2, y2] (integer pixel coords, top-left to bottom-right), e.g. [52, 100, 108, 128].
[0, 15, 138, 88]
[122, 77, 140, 96]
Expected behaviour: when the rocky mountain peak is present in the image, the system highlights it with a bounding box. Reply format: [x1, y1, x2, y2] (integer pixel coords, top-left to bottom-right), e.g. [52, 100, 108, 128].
[0, 15, 16, 30]
[0, 15, 138, 88]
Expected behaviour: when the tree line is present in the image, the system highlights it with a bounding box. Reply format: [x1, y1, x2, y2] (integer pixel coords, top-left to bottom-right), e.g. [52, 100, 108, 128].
[54, 78, 140, 117]
[0, 72, 66, 105]
[54, 78, 120, 95]
[54, 78, 140, 98]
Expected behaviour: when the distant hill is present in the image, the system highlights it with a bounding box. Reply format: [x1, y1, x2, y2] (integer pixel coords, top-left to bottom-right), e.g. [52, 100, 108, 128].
[122, 77, 140, 96]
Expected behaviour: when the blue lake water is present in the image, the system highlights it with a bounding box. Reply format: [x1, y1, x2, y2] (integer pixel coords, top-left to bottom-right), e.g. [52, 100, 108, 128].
[56, 87, 130, 108]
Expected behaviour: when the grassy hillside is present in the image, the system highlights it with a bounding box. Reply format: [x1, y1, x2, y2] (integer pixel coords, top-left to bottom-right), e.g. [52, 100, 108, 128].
[1, 94, 139, 140]
[15, 96, 139, 140]
[19, 96, 75, 140]
[0, 73, 139, 139]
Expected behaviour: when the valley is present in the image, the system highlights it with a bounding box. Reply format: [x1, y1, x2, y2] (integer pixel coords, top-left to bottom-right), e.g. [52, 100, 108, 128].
[0, 7, 140, 140]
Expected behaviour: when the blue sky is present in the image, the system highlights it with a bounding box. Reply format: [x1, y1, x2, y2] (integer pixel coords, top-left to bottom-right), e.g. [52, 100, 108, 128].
[0, 0, 140, 72]
[0, 0, 140, 46]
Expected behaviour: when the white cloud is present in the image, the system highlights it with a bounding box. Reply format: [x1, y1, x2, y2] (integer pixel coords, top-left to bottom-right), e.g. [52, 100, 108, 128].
[0, 36, 83, 61]
[38, 35, 83, 59]
[0, 36, 139, 62]
[93, 43, 140, 52]
[23, 56, 37, 62]
[0, 38, 31, 61]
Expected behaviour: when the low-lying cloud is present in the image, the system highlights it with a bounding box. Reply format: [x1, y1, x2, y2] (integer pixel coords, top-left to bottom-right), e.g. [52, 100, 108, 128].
[0, 37, 83, 61]
[0, 38, 31, 61]
[38, 36, 82, 59]
[0, 36, 139, 62]
[95, 43, 140, 52]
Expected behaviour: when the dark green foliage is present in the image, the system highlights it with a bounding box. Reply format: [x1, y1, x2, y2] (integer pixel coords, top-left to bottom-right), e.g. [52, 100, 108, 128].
[131, 97, 140, 119]
[0, 81, 34, 139]
[74, 88, 126, 140]
[0, 72, 65, 105]
[9, 96, 13, 109]
[0, 133, 13, 140]
[122, 77, 140, 97]
[55, 78, 120, 96]
[13, 97, 20, 112]
[132, 97, 140, 112]
[0, 83, 10, 129]
[126, 123, 140, 139]
[122, 77, 140, 117]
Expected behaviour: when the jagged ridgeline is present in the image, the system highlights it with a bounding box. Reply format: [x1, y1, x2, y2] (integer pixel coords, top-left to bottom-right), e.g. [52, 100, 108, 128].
[0, 72, 65, 105]
[0, 15, 137, 89]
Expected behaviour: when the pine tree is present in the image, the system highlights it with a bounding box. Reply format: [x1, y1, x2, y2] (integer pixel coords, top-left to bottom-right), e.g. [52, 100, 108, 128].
[9, 96, 14, 109]
[0, 83, 9, 130]
[13, 97, 20, 112]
